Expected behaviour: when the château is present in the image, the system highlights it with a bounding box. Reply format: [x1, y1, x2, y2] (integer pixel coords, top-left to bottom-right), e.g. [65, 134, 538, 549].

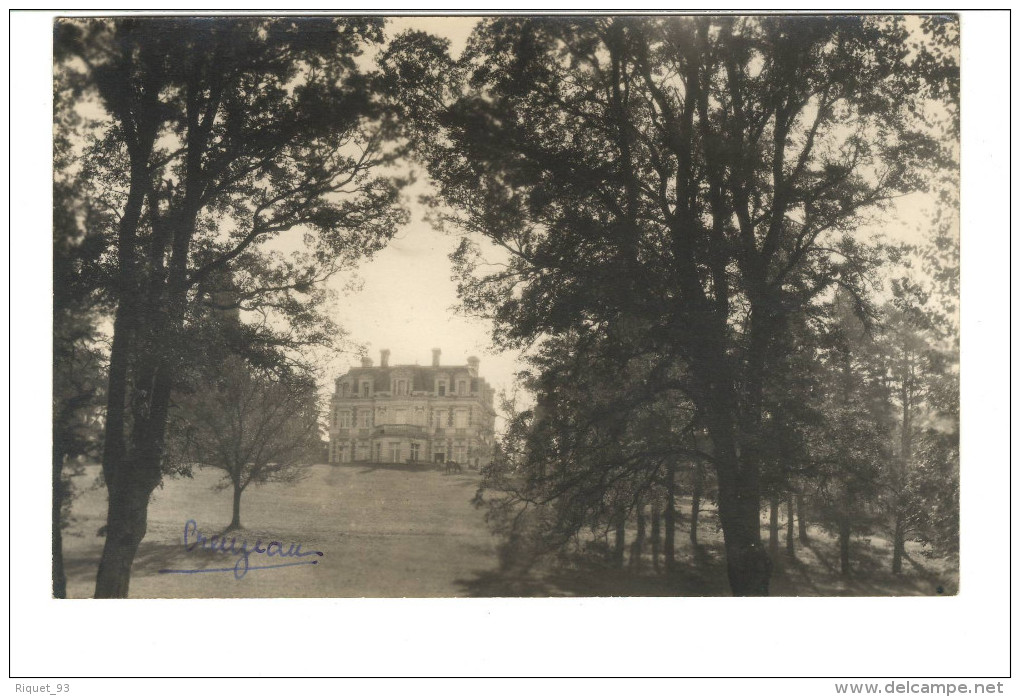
[328, 349, 496, 467]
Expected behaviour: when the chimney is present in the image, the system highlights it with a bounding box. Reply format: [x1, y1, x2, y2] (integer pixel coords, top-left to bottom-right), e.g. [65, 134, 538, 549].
[360, 356, 373, 368]
[380, 349, 390, 368]
[467, 356, 480, 376]
[432, 348, 441, 367]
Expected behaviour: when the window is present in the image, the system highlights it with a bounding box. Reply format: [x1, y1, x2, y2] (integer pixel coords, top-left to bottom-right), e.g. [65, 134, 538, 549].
[374, 443, 382, 461]
[389, 442, 400, 462]
[413, 409, 425, 426]
[454, 445, 466, 463]
[438, 383, 446, 396]
[356, 443, 369, 461]
[470, 378, 478, 393]
[454, 410, 467, 428]
[434, 410, 444, 429]
[410, 443, 420, 462]
[359, 410, 371, 428]
[458, 380, 466, 395]
[338, 411, 351, 429]
[361, 381, 371, 395]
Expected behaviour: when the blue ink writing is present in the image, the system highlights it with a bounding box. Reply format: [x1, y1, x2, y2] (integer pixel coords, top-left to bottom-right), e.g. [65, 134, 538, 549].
[159, 520, 324, 579]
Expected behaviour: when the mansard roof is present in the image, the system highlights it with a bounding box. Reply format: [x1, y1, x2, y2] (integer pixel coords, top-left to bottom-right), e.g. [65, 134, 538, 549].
[342, 365, 480, 392]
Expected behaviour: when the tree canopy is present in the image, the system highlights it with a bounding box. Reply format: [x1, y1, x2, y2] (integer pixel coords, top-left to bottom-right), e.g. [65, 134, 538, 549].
[54, 16, 411, 597]
[385, 15, 958, 594]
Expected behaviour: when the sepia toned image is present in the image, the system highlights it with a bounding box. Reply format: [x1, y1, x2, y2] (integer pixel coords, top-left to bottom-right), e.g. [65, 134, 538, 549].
[53, 13, 960, 600]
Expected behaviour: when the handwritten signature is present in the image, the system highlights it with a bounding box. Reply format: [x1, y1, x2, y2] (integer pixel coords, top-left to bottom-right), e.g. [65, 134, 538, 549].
[158, 520, 324, 579]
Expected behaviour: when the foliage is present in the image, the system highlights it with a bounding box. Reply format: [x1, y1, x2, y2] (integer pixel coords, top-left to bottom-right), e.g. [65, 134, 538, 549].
[168, 355, 322, 498]
[53, 16, 411, 596]
[387, 15, 958, 593]
[477, 329, 700, 568]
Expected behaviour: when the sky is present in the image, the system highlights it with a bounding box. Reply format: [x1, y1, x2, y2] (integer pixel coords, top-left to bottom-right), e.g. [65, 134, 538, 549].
[322, 17, 528, 402]
[323, 177, 527, 400]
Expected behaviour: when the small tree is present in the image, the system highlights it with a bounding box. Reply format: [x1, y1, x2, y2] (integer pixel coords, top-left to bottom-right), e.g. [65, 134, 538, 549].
[170, 356, 322, 531]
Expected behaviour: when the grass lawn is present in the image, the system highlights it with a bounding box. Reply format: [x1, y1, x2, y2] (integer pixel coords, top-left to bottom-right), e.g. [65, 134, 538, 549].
[61, 464, 958, 598]
[62, 463, 500, 598]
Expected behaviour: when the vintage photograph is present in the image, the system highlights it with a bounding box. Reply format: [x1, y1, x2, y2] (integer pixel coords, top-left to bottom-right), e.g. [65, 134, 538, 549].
[52, 14, 960, 600]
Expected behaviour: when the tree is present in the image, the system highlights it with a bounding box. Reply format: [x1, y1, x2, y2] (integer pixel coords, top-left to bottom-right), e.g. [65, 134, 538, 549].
[52, 75, 112, 598]
[55, 17, 408, 597]
[473, 327, 701, 580]
[169, 356, 321, 531]
[878, 286, 941, 572]
[812, 293, 893, 576]
[386, 15, 957, 594]
[905, 375, 959, 560]
[875, 165, 959, 571]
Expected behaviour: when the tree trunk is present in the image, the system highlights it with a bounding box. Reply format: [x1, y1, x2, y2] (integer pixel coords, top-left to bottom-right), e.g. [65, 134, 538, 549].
[786, 494, 795, 556]
[613, 513, 626, 569]
[664, 461, 676, 576]
[686, 311, 772, 596]
[52, 448, 67, 599]
[96, 338, 176, 598]
[839, 515, 851, 576]
[708, 408, 772, 596]
[797, 493, 808, 543]
[650, 500, 661, 572]
[629, 499, 645, 570]
[893, 378, 913, 575]
[228, 481, 243, 531]
[768, 495, 780, 560]
[892, 513, 905, 574]
[94, 473, 159, 597]
[93, 148, 158, 598]
[94, 291, 184, 596]
[690, 459, 702, 548]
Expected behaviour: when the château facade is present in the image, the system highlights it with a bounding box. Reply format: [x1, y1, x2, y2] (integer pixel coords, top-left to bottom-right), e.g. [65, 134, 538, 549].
[328, 348, 496, 467]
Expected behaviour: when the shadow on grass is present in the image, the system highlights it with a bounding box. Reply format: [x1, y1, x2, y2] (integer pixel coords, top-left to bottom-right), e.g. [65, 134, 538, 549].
[454, 546, 732, 597]
[454, 530, 957, 598]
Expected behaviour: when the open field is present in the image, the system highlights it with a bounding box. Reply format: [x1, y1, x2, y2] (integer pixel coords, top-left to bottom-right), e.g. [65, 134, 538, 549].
[62, 464, 957, 598]
[62, 463, 500, 598]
